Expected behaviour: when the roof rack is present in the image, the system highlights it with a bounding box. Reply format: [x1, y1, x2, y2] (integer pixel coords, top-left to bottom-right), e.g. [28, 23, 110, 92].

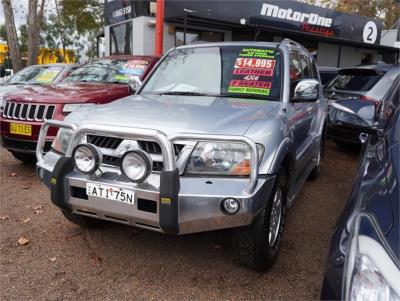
[281, 38, 309, 53]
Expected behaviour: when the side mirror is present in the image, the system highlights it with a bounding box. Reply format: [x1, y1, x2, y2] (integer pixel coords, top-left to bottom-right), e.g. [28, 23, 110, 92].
[128, 77, 143, 93]
[292, 79, 319, 103]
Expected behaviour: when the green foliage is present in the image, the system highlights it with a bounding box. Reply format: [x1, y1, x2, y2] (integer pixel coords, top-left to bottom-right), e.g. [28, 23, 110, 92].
[0, 24, 7, 41]
[303, 0, 400, 29]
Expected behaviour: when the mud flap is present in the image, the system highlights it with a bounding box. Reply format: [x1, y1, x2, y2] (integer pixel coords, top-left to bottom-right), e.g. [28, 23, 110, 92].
[159, 168, 180, 235]
[50, 156, 74, 212]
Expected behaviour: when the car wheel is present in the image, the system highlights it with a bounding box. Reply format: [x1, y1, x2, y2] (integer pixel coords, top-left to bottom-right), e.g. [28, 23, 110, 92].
[11, 152, 36, 164]
[308, 138, 323, 181]
[232, 168, 287, 272]
[61, 210, 105, 228]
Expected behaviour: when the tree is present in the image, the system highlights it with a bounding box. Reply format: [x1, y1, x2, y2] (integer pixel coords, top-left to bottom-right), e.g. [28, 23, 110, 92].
[0, 24, 7, 41]
[1, 0, 23, 72]
[27, 0, 46, 66]
[304, 0, 400, 29]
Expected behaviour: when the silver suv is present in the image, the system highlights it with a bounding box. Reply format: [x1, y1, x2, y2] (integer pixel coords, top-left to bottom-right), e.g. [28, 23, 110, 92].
[36, 40, 326, 271]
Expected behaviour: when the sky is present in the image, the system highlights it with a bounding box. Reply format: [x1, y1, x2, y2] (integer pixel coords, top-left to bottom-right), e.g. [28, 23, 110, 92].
[0, 0, 57, 30]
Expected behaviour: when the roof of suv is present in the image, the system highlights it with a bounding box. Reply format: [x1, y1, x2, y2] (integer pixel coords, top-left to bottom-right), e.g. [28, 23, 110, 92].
[173, 41, 309, 54]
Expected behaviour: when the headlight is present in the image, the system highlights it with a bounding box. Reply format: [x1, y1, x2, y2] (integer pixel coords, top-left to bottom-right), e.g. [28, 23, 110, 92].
[63, 103, 94, 113]
[72, 144, 102, 174]
[186, 142, 263, 176]
[51, 128, 73, 154]
[120, 150, 151, 182]
[344, 215, 400, 301]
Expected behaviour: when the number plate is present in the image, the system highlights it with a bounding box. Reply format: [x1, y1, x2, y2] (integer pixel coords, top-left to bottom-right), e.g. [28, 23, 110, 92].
[86, 183, 135, 205]
[10, 123, 32, 136]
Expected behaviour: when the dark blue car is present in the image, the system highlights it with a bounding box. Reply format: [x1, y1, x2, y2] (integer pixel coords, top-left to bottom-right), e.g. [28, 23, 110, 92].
[321, 73, 400, 299]
[325, 64, 400, 147]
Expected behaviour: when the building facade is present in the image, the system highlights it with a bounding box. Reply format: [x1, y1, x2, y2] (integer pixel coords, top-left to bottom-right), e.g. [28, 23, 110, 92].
[103, 0, 399, 67]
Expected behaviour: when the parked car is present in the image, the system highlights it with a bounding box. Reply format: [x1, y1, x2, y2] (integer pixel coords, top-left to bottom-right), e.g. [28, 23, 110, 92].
[0, 64, 76, 113]
[325, 64, 399, 147]
[0, 55, 158, 163]
[321, 74, 400, 300]
[36, 40, 327, 271]
[318, 66, 338, 86]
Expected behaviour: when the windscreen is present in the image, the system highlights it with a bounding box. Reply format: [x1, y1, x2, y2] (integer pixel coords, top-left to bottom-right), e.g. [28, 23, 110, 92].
[328, 72, 384, 92]
[141, 46, 282, 100]
[64, 59, 150, 84]
[6, 66, 45, 84]
[28, 66, 65, 84]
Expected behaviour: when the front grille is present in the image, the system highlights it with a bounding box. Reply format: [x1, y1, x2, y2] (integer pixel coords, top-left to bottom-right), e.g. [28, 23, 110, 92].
[87, 135, 123, 149]
[2, 101, 56, 121]
[93, 137, 186, 172]
[137, 140, 184, 156]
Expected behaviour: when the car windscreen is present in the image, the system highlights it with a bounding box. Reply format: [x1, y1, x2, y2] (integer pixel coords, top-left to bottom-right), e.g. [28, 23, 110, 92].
[141, 46, 282, 100]
[327, 70, 385, 92]
[27, 66, 65, 84]
[6, 66, 44, 84]
[64, 59, 150, 84]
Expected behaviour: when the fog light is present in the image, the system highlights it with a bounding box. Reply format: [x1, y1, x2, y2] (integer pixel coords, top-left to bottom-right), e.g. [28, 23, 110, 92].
[120, 150, 151, 182]
[72, 144, 102, 174]
[221, 198, 240, 215]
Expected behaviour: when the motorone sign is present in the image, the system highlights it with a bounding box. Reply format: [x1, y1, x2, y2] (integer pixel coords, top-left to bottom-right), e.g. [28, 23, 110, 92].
[260, 3, 333, 28]
[165, 0, 383, 45]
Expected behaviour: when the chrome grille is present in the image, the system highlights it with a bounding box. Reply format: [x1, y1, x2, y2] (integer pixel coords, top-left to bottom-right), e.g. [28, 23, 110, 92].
[86, 135, 186, 172]
[2, 101, 56, 121]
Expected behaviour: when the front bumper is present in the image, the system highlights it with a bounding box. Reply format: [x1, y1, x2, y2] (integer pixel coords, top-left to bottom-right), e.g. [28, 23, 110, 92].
[38, 151, 275, 235]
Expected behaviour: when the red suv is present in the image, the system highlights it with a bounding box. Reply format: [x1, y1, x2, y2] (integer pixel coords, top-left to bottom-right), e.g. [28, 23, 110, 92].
[0, 55, 158, 163]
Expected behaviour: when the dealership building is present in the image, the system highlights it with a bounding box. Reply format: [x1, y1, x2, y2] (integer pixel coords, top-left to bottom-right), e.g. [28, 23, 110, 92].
[102, 0, 400, 67]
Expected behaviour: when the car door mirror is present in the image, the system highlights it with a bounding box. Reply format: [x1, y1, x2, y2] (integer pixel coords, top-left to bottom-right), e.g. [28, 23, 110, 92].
[128, 77, 143, 93]
[291, 79, 319, 103]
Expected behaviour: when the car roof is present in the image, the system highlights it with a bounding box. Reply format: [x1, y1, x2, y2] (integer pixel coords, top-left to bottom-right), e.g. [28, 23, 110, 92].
[318, 66, 339, 72]
[341, 63, 398, 73]
[93, 55, 159, 62]
[174, 41, 308, 53]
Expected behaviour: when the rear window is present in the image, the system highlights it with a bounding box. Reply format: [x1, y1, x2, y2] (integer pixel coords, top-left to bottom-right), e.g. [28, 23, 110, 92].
[320, 72, 337, 85]
[328, 73, 384, 92]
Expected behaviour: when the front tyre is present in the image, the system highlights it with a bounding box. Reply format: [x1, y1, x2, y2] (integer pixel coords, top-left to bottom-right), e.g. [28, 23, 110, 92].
[232, 168, 287, 272]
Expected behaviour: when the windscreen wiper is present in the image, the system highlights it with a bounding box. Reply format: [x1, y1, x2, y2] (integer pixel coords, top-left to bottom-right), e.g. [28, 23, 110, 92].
[158, 91, 209, 96]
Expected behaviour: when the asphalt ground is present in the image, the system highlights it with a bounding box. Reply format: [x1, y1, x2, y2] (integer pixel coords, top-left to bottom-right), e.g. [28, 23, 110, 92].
[0, 140, 359, 300]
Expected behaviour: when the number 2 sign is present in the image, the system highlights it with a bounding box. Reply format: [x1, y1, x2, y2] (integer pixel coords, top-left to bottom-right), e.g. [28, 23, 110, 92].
[363, 21, 378, 44]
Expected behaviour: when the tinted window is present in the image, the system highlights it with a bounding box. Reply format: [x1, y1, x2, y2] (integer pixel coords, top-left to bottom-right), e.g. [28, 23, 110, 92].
[64, 59, 150, 84]
[142, 46, 282, 100]
[320, 72, 337, 85]
[328, 73, 384, 91]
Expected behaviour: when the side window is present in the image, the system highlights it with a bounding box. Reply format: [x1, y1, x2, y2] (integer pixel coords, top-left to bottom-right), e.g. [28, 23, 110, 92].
[299, 53, 311, 79]
[309, 58, 319, 80]
[289, 52, 302, 82]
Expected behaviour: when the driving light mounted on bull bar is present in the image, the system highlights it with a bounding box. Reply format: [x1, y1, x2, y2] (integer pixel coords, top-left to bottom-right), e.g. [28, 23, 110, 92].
[120, 150, 151, 182]
[72, 144, 102, 174]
